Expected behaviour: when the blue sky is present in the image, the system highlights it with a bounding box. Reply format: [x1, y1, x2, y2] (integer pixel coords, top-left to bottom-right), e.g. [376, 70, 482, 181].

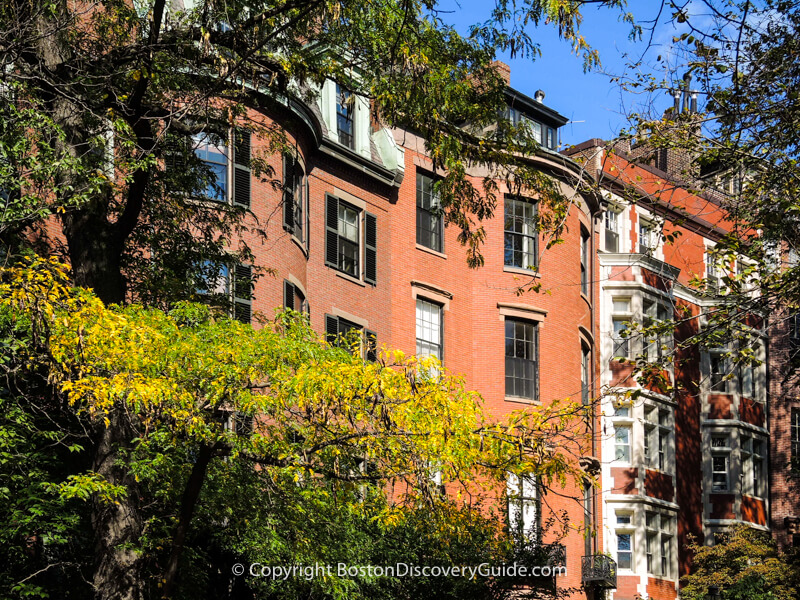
[441, 1, 682, 145]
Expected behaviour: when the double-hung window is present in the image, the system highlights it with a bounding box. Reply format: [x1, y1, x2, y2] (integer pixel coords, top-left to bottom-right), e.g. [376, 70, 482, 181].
[742, 437, 766, 497]
[325, 195, 377, 285]
[282, 154, 307, 244]
[198, 262, 252, 324]
[325, 314, 377, 362]
[739, 362, 754, 398]
[615, 424, 631, 462]
[416, 298, 443, 362]
[638, 220, 657, 254]
[706, 251, 722, 292]
[709, 350, 730, 392]
[644, 406, 672, 471]
[580, 227, 590, 296]
[190, 129, 251, 207]
[790, 313, 800, 348]
[194, 132, 227, 201]
[645, 512, 673, 578]
[335, 84, 355, 149]
[283, 280, 308, 315]
[611, 298, 631, 360]
[604, 209, 620, 252]
[710, 435, 730, 492]
[504, 196, 538, 270]
[507, 473, 538, 543]
[615, 512, 633, 570]
[581, 344, 591, 406]
[643, 300, 671, 362]
[793, 408, 800, 472]
[505, 319, 538, 400]
[416, 172, 443, 252]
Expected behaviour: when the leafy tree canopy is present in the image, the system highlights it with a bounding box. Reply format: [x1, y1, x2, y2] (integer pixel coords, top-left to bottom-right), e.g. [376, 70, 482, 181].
[0, 256, 588, 599]
[680, 525, 800, 600]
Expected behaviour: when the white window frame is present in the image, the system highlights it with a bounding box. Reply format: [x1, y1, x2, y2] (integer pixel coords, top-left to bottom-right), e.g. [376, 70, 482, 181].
[507, 473, 538, 543]
[711, 449, 730, 492]
[611, 297, 632, 360]
[603, 207, 622, 253]
[615, 511, 634, 571]
[614, 423, 632, 464]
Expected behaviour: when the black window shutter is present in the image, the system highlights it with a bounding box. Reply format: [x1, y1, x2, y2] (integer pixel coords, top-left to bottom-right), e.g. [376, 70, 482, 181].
[364, 212, 377, 285]
[283, 280, 295, 310]
[325, 195, 339, 269]
[164, 137, 186, 173]
[365, 329, 377, 362]
[325, 314, 339, 345]
[233, 265, 252, 324]
[233, 129, 251, 208]
[282, 155, 295, 232]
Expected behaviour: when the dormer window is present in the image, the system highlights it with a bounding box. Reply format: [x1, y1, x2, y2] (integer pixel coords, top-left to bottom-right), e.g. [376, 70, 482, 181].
[335, 84, 355, 150]
[504, 107, 558, 150]
[604, 209, 620, 252]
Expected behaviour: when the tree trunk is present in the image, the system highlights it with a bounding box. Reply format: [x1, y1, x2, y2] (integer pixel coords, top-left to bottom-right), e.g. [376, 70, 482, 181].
[92, 408, 145, 600]
[161, 444, 214, 599]
[61, 210, 127, 306]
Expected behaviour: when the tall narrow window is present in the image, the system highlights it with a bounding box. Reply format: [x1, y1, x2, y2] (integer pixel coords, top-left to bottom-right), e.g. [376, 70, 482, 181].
[282, 154, 306, 243]
[706, 251, 720, 292]
[638, 221, 655, 254]
[743, 437, 765, 497]
[232, 265, 252, 324]
[793, 408, 800, 472]
[197, 262, 252, 324]
[504, 197, 538, 269]
[612, 318, 630, 359]
[325, 314, 376, 361]
[616, 512, 633, 570]
[416, 299, 443, 361]
[283, 280, 308, 315]
[710, 351, 729, 392]
[335, 84, 354, 149]
[604, 209, 619, 252]
[581, 344, 591, 406]
[416, 172, 443, 252]
[505, 319, 538, 400]
[615, 425, 631, 462]
[739, 362, 754, 398]
[790, 313, 800, 348]
[507, 473, 538, 542]
[611, 298, 631, 360]
[580, 227, 590, 296]
[711, 454, 729, 492]
[194, 132, 228, 201]
[644, 300, 671, 361]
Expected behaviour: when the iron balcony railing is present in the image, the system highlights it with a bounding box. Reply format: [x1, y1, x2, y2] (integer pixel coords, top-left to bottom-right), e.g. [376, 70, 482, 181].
[581, 554, 617, 589]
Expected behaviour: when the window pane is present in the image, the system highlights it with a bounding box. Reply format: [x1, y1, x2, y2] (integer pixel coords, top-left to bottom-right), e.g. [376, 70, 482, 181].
[505, 319, 537, 399]
[504, 198, 537, 268]
[416, 299, 442, 360]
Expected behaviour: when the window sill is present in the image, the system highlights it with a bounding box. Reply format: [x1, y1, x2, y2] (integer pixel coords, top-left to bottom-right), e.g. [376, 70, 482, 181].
[504, 395, 541, 406]
[331, 268, 366, 287]
[580, 291, 592, 306]
[290, 235, 309, 258]
[742, 493, 766, 501]
[503, 265, 540, 277]
[415, 244, 447, 259]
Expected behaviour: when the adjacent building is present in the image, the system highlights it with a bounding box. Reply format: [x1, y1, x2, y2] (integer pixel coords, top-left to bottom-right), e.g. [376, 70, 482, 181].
[567, 139, 771, 600]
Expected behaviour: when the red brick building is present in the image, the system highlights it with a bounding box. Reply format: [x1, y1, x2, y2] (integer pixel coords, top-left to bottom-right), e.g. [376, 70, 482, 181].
[180, 71, 609, 595]
[567, 140, 770, 600]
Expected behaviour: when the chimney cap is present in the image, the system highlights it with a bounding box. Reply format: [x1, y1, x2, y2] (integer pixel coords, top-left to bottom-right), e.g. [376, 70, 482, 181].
[534, 89, 545, 103]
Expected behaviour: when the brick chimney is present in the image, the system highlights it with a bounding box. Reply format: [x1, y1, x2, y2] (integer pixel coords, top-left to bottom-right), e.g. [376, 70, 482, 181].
[491, 60, 511, 86]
